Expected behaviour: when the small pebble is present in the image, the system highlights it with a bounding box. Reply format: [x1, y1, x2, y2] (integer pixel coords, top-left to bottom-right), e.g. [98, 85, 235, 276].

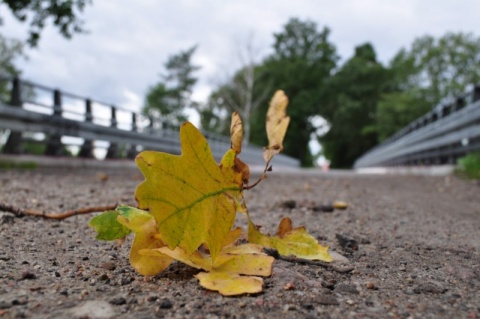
[146, 295, 158, 303]
[366, 282, 377, 290]
[100, 262, 116, 271]
[11, 298, 28, 306]
[333, 201, 348, 210]
[121, 277, 133, 285]
[313, 205, 334, 213]
[279, 200, 296, 209]
[283, 282, 295, 290]
[336, 234, 359, 252]
[20, 271, 36, 280]
[98, 273, 109, 281]
[302, 303, 314, 310]
[109, 297, 126, 305]
[159, 299, 173, 309]
[283, 304, 295, 311]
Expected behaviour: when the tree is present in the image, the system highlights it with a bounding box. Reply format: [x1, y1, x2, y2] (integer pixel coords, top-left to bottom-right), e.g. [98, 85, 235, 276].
[320, 43, 389, 168]
[374, 32, 480, 142]
[205, 66, 271, 144]
[205, 36, 270, 144]
[394, 32, 480, 104]
[0, 33, 23, 76]
[250, 18, 338, 166]
[143, 46, 200, 127]
[0, 0, 90, 46]
[198, 95, 229, 136]
[0, 33, 24, 152]
[0, 33, 23, 101]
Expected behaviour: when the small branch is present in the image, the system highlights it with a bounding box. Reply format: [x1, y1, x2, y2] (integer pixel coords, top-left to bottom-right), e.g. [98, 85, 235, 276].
[0, 202, 117, 220]
[243, 172, 266, 190]
[263, 248, 354, 274]
[243, 158, 272, 191]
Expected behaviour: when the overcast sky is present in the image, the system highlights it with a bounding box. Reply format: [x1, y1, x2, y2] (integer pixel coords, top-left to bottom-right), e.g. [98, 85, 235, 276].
[3, 0, 480, 113]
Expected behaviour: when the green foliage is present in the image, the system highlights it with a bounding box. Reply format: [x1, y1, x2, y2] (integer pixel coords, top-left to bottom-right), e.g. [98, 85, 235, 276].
[0, 159, 37, 169]
[89, 210, 131, 240]
[0, 33, 23, 76]
[0, 33, 24, 101]
[390, 32, 480, 106]
[23, 140, 45, 155]
[455, 153, 480, 180]
[370, 31, 480, 149]
[321, 43, 389, 168]
[199, 93, 230, 136]
[1, 0, 91, 46]
[321, 32, 480, 167]
[250, 18, 338, 166]
[375, 92, 430, 141]
[143, 46, 200, 126]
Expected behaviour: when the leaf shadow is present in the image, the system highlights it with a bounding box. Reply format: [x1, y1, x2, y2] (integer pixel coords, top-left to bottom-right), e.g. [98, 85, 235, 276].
[156, 261, 201, 281]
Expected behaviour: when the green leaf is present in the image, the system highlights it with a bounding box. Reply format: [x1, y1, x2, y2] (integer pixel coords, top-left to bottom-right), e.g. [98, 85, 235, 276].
[88, 210, 131, 240]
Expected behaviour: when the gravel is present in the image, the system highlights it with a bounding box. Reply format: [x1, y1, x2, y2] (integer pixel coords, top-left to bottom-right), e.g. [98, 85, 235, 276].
[0, 167, 479, 319]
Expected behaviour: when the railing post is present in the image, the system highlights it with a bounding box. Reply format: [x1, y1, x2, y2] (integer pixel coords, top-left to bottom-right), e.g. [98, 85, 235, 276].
[127, 112, 138, 158]
[3, 77, 24, 154]
[473, 84, 480, 102]
[79, 98, 94, 158]
[106, 106, 118, 159]
[45, 89, 64, 155]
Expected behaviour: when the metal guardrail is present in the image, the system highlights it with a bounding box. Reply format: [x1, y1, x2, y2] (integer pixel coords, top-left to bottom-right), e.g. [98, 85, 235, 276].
[0, 77, 299, 167]
[354, 85, 480, 168]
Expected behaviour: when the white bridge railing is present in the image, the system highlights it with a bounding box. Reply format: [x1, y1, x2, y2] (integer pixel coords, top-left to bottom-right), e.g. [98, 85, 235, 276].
[0, 77, 299, 167]
[354, 85, 480, 168]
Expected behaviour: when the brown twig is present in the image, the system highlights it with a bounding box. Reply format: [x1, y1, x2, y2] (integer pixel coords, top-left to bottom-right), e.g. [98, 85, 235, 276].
[243, 159, 273, 191]
[263, 248, 354, 274]
[0, 202, 117, 220]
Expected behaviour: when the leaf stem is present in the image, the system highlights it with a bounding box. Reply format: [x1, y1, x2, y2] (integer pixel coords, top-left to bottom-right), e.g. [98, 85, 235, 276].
[243, 158, 272, 191]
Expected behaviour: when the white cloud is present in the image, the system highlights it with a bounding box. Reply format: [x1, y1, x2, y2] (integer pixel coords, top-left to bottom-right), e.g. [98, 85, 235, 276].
[2, 0, 480, 112]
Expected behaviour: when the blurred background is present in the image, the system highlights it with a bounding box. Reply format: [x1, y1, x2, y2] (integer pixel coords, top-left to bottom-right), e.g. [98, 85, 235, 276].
[1, 0, 479, 168]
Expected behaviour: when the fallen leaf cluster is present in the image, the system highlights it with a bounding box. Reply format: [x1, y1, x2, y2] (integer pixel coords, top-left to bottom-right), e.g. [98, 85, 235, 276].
[89, 90, 332, 296]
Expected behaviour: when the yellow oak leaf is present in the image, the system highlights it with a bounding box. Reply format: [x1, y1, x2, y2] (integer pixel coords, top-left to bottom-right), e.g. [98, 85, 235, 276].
[135, 122, 245, 261]
[141, 243, 273, 275]
[115, 206, 173, 276]
[195, 271, 264, 296]
[264, 90, 290, 163]
[212, 244, 273, 276]
[248, 215, 333, 262]
[222, 226, 243, 247]
[140, 241, 274, 296]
